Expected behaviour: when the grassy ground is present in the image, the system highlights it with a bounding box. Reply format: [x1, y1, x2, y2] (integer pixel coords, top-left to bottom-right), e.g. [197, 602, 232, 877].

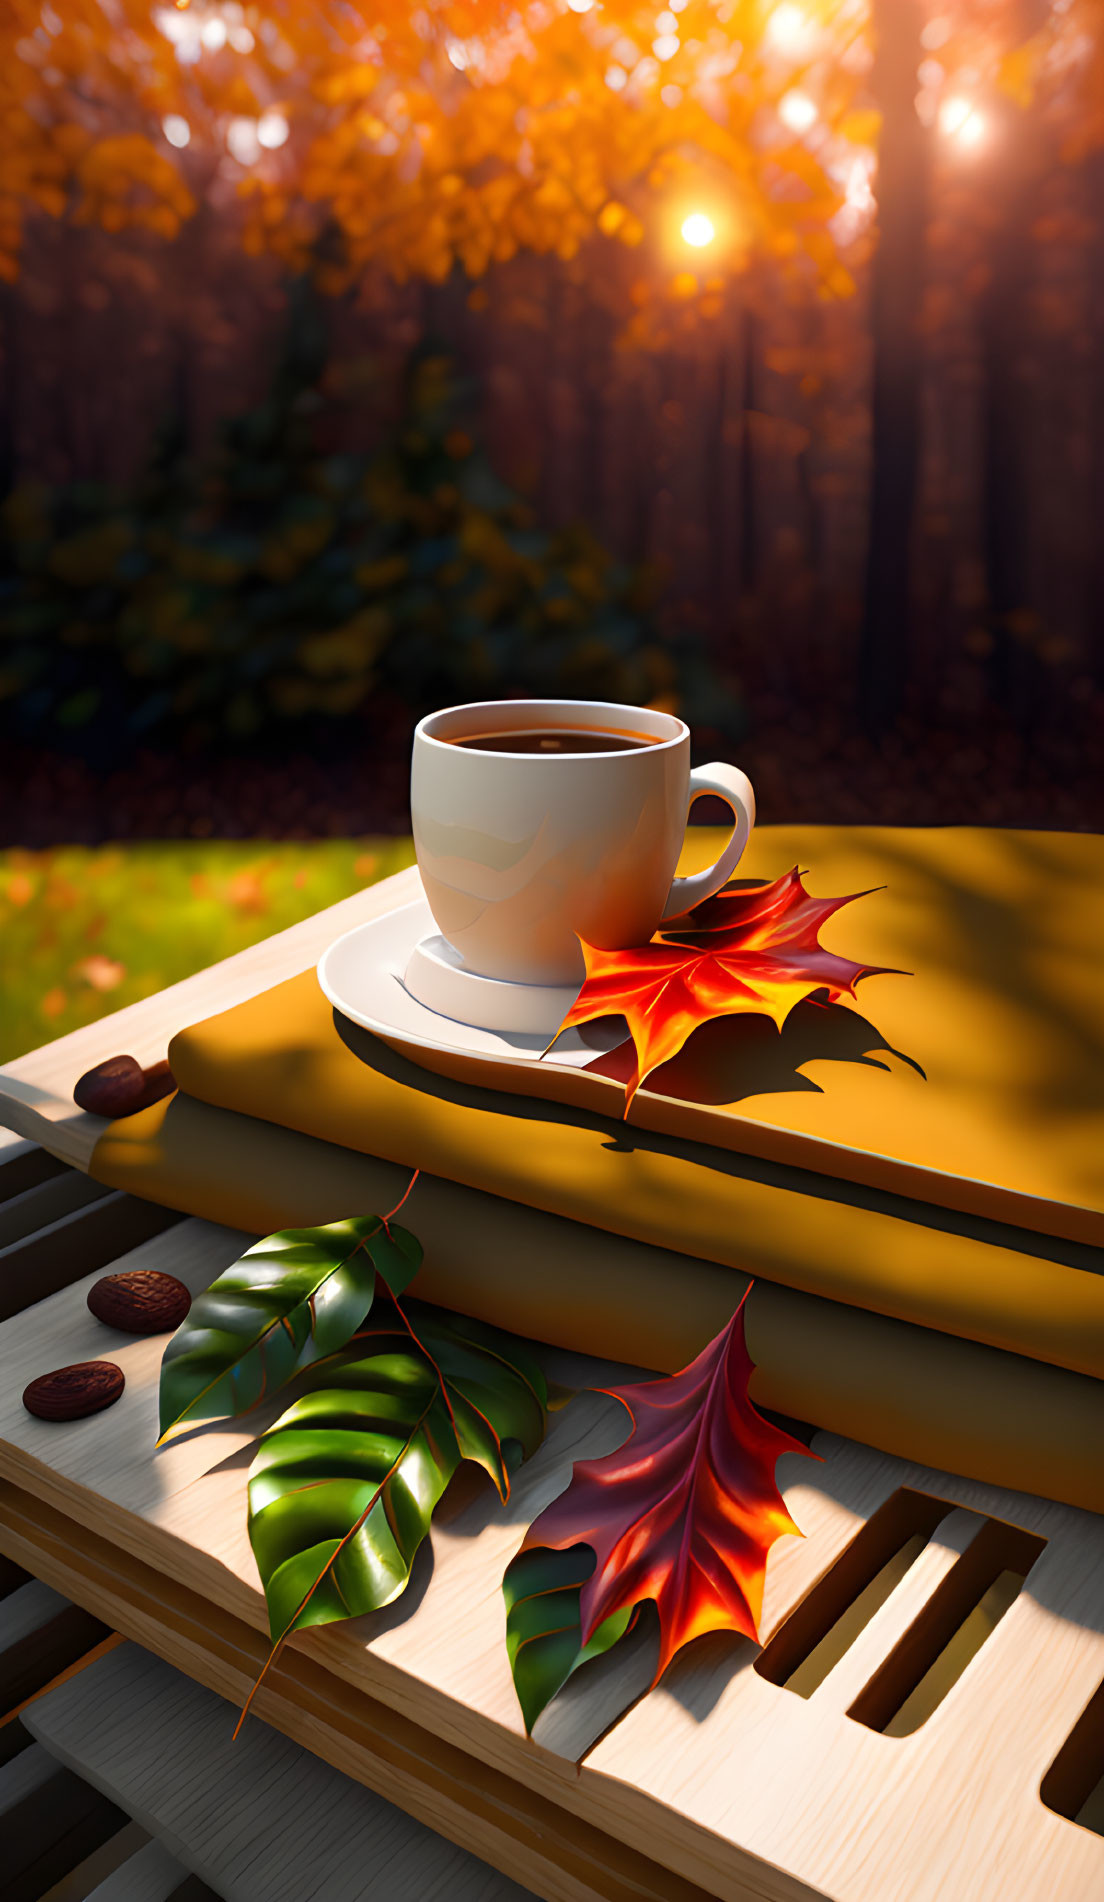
[0, 839, 416, 1064]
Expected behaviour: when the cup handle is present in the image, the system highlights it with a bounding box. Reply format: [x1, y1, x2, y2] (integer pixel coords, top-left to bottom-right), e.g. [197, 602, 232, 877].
[661, 763, 756, 922]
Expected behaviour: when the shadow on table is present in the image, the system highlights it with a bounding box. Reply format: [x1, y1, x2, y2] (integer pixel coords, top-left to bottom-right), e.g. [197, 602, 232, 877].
[583, 997, 925, 1105]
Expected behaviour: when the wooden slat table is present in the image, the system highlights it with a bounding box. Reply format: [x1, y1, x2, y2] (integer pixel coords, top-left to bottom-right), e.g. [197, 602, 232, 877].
[2, 868, 1103, 1902]
[25, 1641, 539, 1902]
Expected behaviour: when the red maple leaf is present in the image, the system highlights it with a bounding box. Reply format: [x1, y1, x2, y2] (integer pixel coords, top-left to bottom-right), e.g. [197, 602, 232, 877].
[520, 1292, 816, 1682]
[551, 866, 894, 1112]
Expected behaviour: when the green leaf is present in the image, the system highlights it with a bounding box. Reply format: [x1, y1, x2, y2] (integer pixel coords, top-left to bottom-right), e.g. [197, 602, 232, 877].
[157, 1215, 422, 1444]
[503, 1543, 634, 1734]
[247, 1303, 547, 1646]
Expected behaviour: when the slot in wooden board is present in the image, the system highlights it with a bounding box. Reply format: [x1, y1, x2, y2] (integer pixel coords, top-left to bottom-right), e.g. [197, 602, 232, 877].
[0, 1577, 109, 1710]
[0, 1135, 65, 1200]
[35, 1820, 154, 1902]
[80, 1838, 193, 1902]
[0, 1191, 181, 1323]
[0, 1737, 129, 1902]
[0, 1171, 108, 1250]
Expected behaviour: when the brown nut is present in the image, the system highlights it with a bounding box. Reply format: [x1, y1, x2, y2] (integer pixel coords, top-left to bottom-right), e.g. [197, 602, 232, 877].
[23, 1361, 125, 1421]
[137, 1059, 176, 1109]
[73, 1055, 146, 1118]
[88, 1269, 191, 1335]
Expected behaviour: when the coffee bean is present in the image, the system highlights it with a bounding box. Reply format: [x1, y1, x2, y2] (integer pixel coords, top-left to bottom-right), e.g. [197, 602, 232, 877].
[23, 1361, 125, 1422]
[73, 1055, 176, 1119]
[73, 1055, 146, 1118]
[88, 1269, 191, 1335]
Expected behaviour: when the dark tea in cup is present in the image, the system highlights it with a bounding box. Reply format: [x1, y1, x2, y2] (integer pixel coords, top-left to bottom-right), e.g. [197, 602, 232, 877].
[448, 727, 657, 755]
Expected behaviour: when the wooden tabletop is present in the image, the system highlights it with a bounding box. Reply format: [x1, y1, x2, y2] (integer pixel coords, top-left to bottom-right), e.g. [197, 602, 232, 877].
[2, 866, 1103, 1902]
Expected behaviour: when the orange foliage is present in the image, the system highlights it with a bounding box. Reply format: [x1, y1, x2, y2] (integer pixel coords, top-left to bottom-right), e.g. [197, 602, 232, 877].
[1, 2, 1096, 296]
[2, 0, 866, 290]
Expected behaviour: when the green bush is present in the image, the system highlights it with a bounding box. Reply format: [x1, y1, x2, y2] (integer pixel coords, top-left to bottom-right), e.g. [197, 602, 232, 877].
[0, 289, 736, 752]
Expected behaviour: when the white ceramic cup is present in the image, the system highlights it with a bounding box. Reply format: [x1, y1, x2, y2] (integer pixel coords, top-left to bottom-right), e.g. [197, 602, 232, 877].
[405, 698, 754, 1034]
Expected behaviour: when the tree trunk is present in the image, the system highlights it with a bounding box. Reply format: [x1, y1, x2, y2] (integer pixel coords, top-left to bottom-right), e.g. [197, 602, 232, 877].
[978, 155, 1035, 723]
[739, 307, 758, 598]
[971, 63, 1054, 733]
[0, 282, 17, 499]
[1089, 153, 1104, 690]
[706, 342, 729, 613]
[857, 0, 929, 733]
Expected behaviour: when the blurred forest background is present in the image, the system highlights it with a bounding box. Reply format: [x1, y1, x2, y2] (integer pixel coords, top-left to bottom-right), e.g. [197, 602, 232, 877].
[3, 0, 1103, 857]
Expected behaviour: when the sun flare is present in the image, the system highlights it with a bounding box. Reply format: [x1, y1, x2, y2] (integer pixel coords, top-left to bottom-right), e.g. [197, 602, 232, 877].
[681, 212, 716, 248]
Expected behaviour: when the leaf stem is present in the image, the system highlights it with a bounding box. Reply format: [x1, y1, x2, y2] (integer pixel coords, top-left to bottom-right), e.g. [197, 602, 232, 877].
[383, 1285, 511, 1501]
[231, 1635, 284, 1741]
[235, 1376, 443, 1740]
[382, 1166, 420, 1236]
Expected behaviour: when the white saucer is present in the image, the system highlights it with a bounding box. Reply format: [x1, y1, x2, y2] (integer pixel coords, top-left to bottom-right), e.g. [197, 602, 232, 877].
[317, 897, 628, 1071]
[402, 931, 580, 1037]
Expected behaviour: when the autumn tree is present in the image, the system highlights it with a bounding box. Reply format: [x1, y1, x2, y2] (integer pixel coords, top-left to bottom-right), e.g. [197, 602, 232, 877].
[4, 1, 1102, 722]
[3, 3, 881, 293]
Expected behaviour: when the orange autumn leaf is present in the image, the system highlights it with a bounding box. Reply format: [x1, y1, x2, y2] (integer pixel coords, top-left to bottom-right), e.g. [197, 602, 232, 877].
[519, 1290, 814, 1686]
[227, 869, 269, 914]
[71, 954, 127, 992]
[552, 867, 894, 1113]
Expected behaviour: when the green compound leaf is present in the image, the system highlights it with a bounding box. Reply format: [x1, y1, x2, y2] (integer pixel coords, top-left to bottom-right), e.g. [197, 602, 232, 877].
[157, 1215, 422, 1444]
[503, 1542, 635, 1734]
[247, 1302, 548, 1649]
